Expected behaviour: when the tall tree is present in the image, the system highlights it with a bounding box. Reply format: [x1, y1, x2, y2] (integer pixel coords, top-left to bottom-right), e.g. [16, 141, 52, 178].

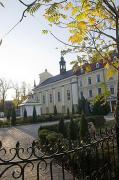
[13, 83, 21, 108]
[24, 108, 27, 120]
[11, 107, 16, 126]
[54, 105, 57, 115]
[80, 113, 89, 143]
[0, 78, 12, 112]
[32, 106, 37, 123]
[4, 0, 119, 151]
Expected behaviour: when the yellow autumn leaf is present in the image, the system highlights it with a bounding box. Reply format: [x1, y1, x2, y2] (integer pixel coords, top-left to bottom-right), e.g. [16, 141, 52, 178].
[104, 63, 110, 69]
[67, 22, 77, 28]
[65, 2, 73, 10]
[89, 18, 96, 25]
[85, 64, 92, 72]
[106, 66, 117, 79]
[77, 21, 87, 29]
[72, 7, 79, 15]
[76, 13, 87, 21]
[69, 33, 83, 44]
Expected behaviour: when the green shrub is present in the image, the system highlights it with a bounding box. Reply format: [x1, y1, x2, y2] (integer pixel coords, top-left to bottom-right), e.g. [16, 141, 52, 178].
[46, 132, 63, 145]
[92, 95, 110, 115]
[38, 129, 49, 145]
[69, 117, 79, 140]
[11, 108, 16, 126]
[54, 105, 57, 115]
[24, 108, 27, 120]
[87, 115, 105, 128]
[58, 116, 66, 137]
[80, 113, 89, 142]
[32, 106, 37, 123]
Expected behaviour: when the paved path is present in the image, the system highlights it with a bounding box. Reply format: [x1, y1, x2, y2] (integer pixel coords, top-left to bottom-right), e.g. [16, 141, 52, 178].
[0, 120, 72, 180]
[0, 120, 70, 145]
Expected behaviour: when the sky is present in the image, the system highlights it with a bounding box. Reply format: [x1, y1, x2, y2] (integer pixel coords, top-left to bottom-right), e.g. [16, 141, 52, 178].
[0, 0, 74, 100]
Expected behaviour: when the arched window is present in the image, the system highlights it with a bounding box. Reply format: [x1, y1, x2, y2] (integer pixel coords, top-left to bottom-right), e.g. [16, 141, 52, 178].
[96, 63, 99, 68]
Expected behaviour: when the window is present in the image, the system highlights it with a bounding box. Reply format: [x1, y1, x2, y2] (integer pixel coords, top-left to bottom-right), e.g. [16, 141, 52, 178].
[88, 77, 91, 85]
[109, 77, 113, 81]
[89, 89, 93, 97]
[80, 80, 83, 87]
[97, 74, 101, 83]
[110, 85, 114, 95]
[43, 95, 45, 104]
[67, 90, 70, 100]
[80, 68, 84, 74]
[49, 94, 52, 103]
[98, 88, 102, 95]
[58, 92, 61, 102]
[96, 63, 99, 68]
[80, 91, 83, 98]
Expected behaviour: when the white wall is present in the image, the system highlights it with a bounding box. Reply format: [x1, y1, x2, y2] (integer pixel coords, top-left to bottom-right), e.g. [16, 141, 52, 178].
[20, 105, 41, 117]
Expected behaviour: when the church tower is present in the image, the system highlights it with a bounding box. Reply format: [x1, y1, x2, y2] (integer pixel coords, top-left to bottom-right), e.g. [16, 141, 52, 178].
[59, 56, 66, 74]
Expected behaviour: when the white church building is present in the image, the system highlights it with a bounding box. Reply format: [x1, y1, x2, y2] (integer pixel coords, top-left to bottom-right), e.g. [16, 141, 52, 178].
[31, 56, 117, 115]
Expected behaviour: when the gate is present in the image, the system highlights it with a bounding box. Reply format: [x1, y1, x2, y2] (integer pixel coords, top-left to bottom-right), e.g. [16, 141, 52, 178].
[0, 129, 119, 180]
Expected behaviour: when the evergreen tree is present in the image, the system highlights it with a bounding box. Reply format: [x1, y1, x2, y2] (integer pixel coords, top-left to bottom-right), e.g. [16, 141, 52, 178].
[92, 95, 110, 115]
[58, 116, 66, 137]
[6, 109, 11, 120]
[77, 99, 82, 114]
[69, 117, 77, 140]
[80, 113, 89, 143]
[54, 105, 57, 116]
[67, 107, 70, 117]
[32, 106, 37, 123]
[11, 107, 16, 126]
[72, 104, 75, 114]
[23, 108, 27, 120]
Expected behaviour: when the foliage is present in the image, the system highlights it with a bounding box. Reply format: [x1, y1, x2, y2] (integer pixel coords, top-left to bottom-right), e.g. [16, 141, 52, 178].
[69, 117, 78, 140]
[87, 115, 106, 128]
[32, 106, 37, 122]
[67, 107, 70, 117]
[11, 107, 16, 126]
[38, 129, 63, 147]
[46, 131, 63, 145]
[92, 95, 110, 115]
[54, 105, 57, 115]
[78, 97, 90, 115]
[80, 113, 89, 143]
[58, 116, 66, 137]
[38, 129, 49, 145]
[72, 104, 75, 114]
[23, 108, 27, 120]
[6, 109, 11, 120]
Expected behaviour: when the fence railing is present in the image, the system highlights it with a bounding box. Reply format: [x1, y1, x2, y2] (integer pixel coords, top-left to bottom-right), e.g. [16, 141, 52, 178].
[0, 128, 119, 180]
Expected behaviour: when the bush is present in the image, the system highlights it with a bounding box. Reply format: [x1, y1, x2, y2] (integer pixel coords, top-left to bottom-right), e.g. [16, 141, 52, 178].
[38, 129, 49, 145]
[54, 105, 57, 115]
[69, 117, 78, 140]
[11, 107, 16, 126]
[87, 115, 106, 128]
[80, 113, 89, 142]
[46, 132, 63, 145]
[39, 124, 58, 132]
[58, 116, 66, 137]
[32, 106, 37, 122]
[92, 95, 110, 115]
[24, 108, 27, 120]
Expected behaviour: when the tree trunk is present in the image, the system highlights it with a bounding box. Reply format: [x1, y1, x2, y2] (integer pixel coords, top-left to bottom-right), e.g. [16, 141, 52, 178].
[115, 10, 119, 158]
[115, 72, 119, 158]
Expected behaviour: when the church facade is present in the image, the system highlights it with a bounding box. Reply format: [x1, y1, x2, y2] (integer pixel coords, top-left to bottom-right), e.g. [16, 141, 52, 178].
[33, 56, 117, 114]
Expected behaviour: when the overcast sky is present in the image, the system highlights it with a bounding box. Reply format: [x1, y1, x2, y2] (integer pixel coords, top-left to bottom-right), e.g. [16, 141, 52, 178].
[0, 0, 75, 99]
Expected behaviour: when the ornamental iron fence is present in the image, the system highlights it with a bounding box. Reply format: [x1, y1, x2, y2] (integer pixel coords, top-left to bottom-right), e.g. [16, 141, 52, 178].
[0, 128, 119, 180]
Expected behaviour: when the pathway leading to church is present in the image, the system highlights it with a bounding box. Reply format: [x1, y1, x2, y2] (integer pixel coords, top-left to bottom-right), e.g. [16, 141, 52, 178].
[0, 120, 72, 180]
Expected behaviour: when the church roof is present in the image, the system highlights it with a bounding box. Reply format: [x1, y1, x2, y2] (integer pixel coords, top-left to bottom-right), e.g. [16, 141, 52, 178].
[35, 69, 74, 88]
[19, 96, 41, 106]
